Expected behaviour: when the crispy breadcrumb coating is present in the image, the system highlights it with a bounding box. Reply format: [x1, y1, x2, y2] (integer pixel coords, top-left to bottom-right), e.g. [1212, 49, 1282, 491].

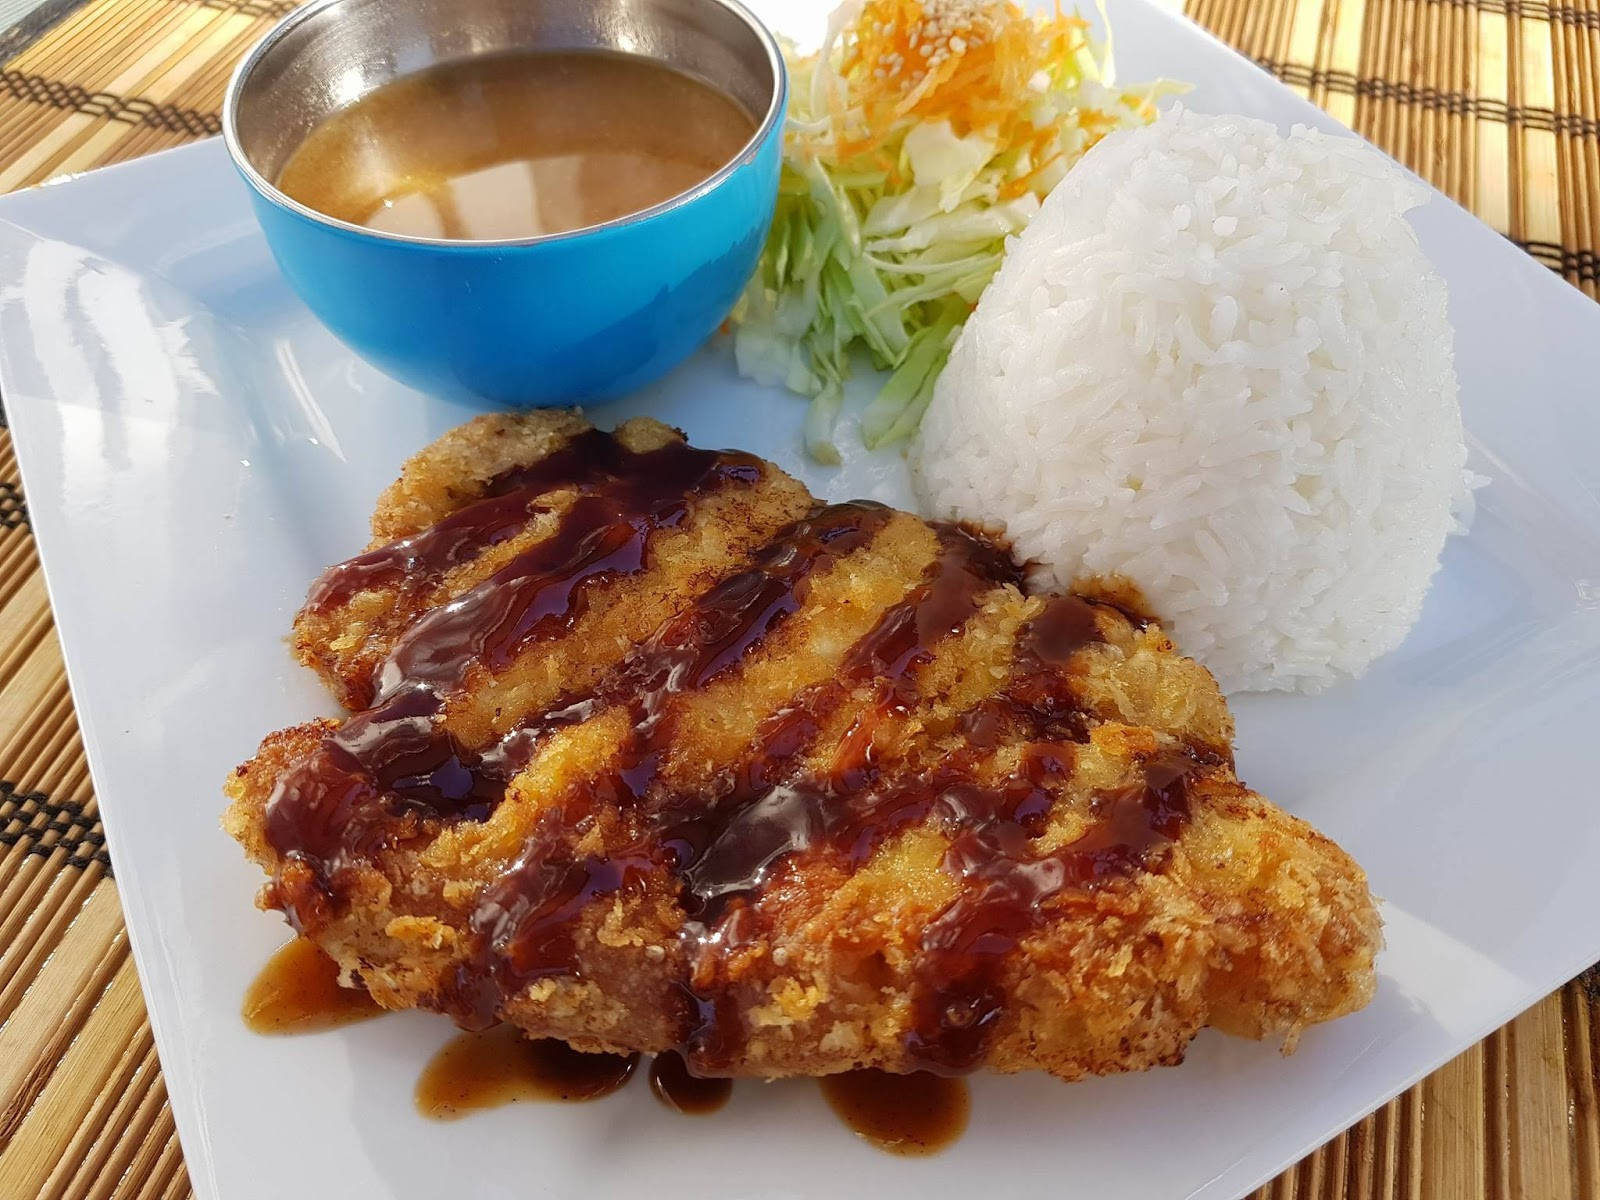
[225, 413, 1379, 1079]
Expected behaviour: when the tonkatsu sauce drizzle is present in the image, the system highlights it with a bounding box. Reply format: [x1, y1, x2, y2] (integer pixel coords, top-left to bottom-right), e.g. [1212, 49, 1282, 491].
[265, 426, 1205, 1080]
[241, 938, 385, 1033]
[443, 501, 899, 1028]
[904, 746, 1197, 1073]
[305, 428, 646, 614]
[648, 1052, 733, 1114]
[263, 432, 760, 927]
[415, 1024, 638, 1118]
[820, 1069, 970, 1155]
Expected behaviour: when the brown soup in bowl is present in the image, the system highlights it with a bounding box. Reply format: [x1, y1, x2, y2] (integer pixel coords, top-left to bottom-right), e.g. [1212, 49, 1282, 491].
[276, 50, 758, 242]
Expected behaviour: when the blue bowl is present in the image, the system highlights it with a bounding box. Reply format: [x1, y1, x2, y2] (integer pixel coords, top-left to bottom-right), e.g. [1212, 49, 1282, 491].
[222, 0, 786, 406]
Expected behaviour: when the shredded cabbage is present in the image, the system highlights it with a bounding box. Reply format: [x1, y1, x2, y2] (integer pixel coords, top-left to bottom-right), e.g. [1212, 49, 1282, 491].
[732, 0, 1182, 462]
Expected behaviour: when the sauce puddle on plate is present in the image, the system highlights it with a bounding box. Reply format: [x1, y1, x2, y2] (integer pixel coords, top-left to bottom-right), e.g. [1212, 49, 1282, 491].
[242, 938, 385, 1034]
[416, 1025, 640, 1119]
[820, 1069, 971, 1156]
[648, 1051, 733, 1115]
[245, 944, 966, 1154]
[276, 49, 757, 241]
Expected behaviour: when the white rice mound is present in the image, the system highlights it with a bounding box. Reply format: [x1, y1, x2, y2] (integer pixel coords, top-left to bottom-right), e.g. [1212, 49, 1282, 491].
[910, 108, 1471, 694]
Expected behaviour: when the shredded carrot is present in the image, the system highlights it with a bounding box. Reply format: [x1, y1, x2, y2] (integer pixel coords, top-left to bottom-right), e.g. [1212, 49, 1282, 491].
[727, 0, 1180, 459]
[818, 0, 1092, 156]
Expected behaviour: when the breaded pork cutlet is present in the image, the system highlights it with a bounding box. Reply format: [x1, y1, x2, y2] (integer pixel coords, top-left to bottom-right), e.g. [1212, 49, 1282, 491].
[225, 413, 1380, 1080]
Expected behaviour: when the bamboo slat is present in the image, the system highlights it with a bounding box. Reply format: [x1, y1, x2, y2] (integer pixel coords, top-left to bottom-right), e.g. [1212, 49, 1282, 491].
[0, 0, 1594, 1197]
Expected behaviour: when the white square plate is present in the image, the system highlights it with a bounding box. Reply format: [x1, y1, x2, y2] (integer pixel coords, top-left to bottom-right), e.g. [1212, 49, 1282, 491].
[5, 1, 1600, 1196]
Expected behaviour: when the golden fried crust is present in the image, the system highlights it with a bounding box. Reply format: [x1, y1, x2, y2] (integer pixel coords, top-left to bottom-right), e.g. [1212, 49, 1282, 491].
[226, 413, 1380, 1080]
[290, 413, 731, 708]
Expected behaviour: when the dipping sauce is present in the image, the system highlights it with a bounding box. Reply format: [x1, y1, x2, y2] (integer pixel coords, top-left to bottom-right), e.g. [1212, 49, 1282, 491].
[276, 50, 757, 241]
[241, 938, 385, 1034]
[416, 1025, 640, 1119]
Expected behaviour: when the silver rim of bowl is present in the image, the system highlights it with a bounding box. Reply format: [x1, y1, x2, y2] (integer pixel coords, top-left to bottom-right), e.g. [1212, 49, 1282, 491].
[220, 0, 788, 250]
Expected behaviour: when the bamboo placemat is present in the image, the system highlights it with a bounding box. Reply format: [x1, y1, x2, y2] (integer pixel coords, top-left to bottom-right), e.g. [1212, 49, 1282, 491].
[0, 1, 1595, 1198]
